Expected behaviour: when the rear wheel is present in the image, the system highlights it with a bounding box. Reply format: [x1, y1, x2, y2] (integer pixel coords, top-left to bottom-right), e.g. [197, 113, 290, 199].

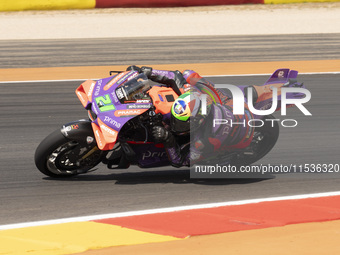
[35, 129, 105, 178]
[231, 114, 279, 166]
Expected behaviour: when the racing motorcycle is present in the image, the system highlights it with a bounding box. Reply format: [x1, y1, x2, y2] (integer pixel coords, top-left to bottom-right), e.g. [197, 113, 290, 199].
[34, 68, 306, 177]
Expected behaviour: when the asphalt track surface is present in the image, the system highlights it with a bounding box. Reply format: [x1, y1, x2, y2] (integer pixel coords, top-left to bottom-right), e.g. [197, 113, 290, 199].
[1, 34, 340, 68]
[1, 34, 340, 226]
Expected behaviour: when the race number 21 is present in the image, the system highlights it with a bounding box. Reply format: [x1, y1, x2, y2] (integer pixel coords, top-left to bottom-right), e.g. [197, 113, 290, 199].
[95, 95, 115, 112]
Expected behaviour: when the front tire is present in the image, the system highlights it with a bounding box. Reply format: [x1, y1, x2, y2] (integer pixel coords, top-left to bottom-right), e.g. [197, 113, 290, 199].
[35, 129, 104, 178]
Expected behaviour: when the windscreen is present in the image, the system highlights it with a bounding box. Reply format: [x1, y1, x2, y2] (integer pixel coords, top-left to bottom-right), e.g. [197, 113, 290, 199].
[115, 74, 152, 103]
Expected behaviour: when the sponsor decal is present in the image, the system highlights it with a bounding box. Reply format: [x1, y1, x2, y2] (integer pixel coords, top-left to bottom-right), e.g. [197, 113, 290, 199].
[117, 71, 135, 85]
[277, 70, 285, 78]
[62, 124, 81, 137]
[127, 104, 151, 109]
[62, 124, 80, 135]
[103, 72, 127, 91]
[189, 150, 201, 161]
[77, 91, 86, 104]
[111, 91, 119, 103]
[174, 100, 186, 114]
[92, 104, 99, 115]
[86, 136, 94, 144]
[94, 79, 102, 96]
[87, 82, 96, 98]
[153, 70, 175, 79]
[116, 87, 125, 100]
[95, 130, 103, 148]
[103, 116, 121, 129]
[136, 99, 151, 103]
[127, 71, 139, 81]
[100, 123, 118, 139]
[142, 150, 167, 161]
[114, 109, 147, 117]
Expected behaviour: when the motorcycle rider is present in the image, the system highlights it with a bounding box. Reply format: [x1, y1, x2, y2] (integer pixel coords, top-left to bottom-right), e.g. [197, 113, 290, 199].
[127, 65, 255, 167]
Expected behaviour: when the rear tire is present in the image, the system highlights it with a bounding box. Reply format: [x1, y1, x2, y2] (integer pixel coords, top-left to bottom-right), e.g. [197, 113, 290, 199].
[35, 129, 104, 178]
[231, 114, 279, 166]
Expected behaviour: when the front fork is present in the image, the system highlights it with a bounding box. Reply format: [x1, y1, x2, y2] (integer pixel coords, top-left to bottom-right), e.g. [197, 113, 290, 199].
[60, 119, 101, 161]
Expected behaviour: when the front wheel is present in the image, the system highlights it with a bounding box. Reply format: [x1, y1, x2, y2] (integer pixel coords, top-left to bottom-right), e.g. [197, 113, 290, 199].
[35, 129, 105, 178]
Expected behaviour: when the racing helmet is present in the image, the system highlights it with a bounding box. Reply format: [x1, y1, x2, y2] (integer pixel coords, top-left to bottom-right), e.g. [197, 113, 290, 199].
[170, 90, 212, 135]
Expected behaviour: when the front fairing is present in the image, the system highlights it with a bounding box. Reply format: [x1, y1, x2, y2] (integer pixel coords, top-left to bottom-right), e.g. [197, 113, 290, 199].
[76, 71, 152, 150]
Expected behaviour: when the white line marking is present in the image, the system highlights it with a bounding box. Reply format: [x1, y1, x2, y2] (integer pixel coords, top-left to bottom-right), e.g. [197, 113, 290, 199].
[0, 72, 339, 84]
[1, 191, 340, 231]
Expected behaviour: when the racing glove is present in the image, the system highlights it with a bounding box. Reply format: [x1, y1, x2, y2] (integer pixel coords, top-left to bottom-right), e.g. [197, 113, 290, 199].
[126, 65, 152, 77]
[152, 126, 187, 167]
[126, 65, 185, 95]
[149, 69, 186, 96]
[152, 126, 176, 145]
[152, 126, 169, 143]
